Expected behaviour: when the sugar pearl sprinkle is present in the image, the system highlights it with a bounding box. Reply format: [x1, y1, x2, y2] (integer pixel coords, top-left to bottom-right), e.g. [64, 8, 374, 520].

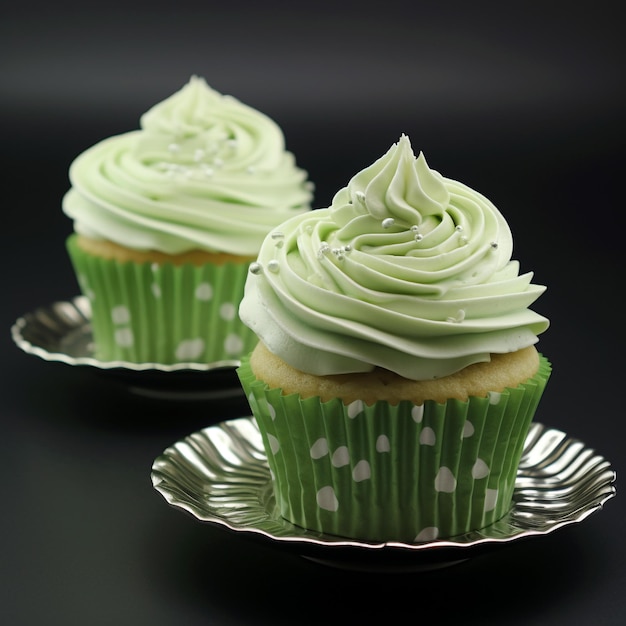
[157, 136, 239, 180]
[446, 309, 466, 323]
[261, 398, 501, 541]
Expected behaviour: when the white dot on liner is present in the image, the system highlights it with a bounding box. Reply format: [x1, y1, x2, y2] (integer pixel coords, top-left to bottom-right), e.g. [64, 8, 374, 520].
[195, 283, 213, 301]
[310, 438, 329, 459]
[352, 460, 371, 482]
[472, 458, 490, 479]
[484, 488, 498, 512]
[462, 421, 475, 438]
[415, 527, 439, 542]
[151, 283, 162, 298]
[224, 333, 243, 355]
[317, 486, 339, 512]
[488, 391, 502, 405]
[266, 402, 276, 420]
[219, 303, 236, 321]
[434, 467, 457, 493]
[175, 338, 204, 361]
[420, 427, 436, 446]
[376, 434, 390, 453]
[268, 433, 280, 455]
[412, 405, 424, 423]
[331, 446, 350, 467]
[114, 328, 134, 348]
[111, 305, 130, 325]
[347, 400, 364, 418]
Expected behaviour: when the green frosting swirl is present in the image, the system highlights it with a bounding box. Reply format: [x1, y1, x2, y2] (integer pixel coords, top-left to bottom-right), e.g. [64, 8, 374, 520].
[63, 76, 312, 255]
[240, 135, 549, 380]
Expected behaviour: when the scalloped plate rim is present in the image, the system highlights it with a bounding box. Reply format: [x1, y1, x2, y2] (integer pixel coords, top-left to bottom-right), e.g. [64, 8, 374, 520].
[10, 295, 241, 373]
[151, 417, 617, 559]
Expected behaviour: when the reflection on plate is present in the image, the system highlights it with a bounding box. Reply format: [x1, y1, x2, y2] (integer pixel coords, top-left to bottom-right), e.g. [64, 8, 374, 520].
[151, 417, 617, 572]
[11, 296, 243, 400]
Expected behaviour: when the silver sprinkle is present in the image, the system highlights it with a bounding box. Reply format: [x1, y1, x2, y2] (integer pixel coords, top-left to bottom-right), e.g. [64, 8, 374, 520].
[382, 218, 395, 229]
[458, 235, 468, 246]
[342, 244, 352, 253]
[249, 262, 262, 275]
[490, 241, 498, 249]
[415, 233, 424, 241]
[446, 309, 466, 323]
[267, 260, 280, 273]
[355, 191, 366, 203]
[455, 225, 463, 232]
[317, 243, 331, 259]
[271, 231, 285, 240]
[410, 225, 420, 233]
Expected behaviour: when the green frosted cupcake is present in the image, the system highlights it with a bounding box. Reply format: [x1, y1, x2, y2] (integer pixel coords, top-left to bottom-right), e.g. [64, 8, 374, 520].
[62, 76, 312, 364]
[238, 345, 550, 542]
[237, 135, 551, 542]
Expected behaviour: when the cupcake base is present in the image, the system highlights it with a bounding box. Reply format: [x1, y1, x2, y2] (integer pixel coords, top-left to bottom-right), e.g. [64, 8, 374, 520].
[237, 354, 552, 543]
[66, 234, 258, 364]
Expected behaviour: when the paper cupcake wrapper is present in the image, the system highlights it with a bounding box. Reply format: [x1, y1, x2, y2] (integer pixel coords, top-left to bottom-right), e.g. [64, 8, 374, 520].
[238, 354, 551, 543]
[66, 234, 258, 364]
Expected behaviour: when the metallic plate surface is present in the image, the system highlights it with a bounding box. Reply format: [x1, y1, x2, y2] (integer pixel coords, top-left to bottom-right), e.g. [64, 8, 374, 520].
[151, 417, 617, 571]
[11, 297, 243, 399]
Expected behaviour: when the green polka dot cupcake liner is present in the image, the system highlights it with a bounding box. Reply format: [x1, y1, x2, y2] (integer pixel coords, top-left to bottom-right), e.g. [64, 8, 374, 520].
[66, 234, 258, 365]
[237, 354, 551, 543]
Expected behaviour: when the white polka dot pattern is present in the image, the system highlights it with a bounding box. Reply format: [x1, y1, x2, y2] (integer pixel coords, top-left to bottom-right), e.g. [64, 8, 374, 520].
[241, 352, 550, 542]
[69, 245, 257, 364]
[254, 393, 521, 542]
[316, 486, 339, 512]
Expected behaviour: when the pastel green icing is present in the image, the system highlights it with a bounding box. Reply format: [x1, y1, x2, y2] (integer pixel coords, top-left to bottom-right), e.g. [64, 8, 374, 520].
[63, 76, 312, 256]
[239, 135, 549, 380]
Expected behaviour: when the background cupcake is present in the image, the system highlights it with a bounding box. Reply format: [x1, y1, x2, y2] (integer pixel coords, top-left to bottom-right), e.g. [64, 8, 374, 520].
[238, 134, 551, 542]
[63, 75, 312, 364]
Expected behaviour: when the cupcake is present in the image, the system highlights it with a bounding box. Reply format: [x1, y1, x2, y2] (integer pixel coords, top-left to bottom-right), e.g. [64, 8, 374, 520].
[62, 76, 312, 364]
[237, 134, 551, 543]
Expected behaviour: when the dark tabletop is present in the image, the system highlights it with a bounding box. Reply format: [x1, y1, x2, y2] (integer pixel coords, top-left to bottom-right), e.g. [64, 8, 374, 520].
[2, 3, 625, 625]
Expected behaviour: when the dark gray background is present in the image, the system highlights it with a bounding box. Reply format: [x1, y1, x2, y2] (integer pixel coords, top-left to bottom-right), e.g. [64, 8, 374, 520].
[2, 2, 624, 624]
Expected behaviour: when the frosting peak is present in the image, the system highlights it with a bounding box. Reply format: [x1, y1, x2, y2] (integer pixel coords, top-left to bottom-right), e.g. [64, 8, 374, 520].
[240, 135, 549, 380]
[342, 134, 449, 223]
[63, 76, 312, 256]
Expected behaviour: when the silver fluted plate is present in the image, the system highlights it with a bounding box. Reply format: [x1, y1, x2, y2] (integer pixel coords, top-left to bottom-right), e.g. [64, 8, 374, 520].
[11, 296, 243, 399]
[151, 417, 617, 572]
